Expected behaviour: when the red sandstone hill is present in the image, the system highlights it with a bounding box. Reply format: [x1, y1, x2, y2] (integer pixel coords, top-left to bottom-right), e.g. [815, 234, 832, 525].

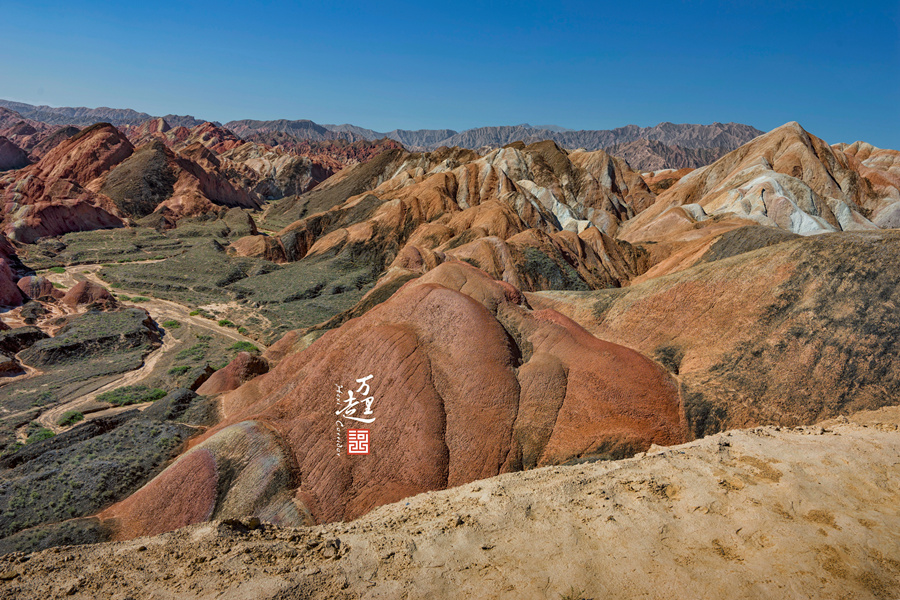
[0, 123, 132, 242]
[0, 123, 271, 240]
[124, 120, 348, 201]
[0, 107, 81, 162]
[4, 118, 900, 557]
[100, 262, 688, 539]
[24, 125, 81, 161]
[124, 120, 243, 154]
[126, 118, 407, 201]
[0, 107, 53, 143]
[243, 132, 405, 169]
[532, 228, 900, 438]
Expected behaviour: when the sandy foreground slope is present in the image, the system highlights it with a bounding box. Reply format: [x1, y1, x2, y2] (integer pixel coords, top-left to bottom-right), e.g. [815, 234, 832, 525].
[1, 408, 899, 600]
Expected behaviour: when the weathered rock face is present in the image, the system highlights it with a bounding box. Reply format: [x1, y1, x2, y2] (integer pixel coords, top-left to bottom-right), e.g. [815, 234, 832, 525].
[0, 123, 132, 242]
[197, 352, 269, 395]
[532, 229, 900, 437]
[100, 262, 688, 539]
[640, 167, 694, 194]
[61, 280, 115, 309]
[0, 259, 22, 308]
[16, 275, 64, 300]
[182, 122, 244, 154]
[0, 107, 55, 153]
[219, 142, 334, 200]
[0, 233, 25, 308]
[99, 139, 259, 221]
[619, 122, 900, 241]
[131, 116, 171, 141]
[125, 120, 406, 207]
[25, 125, 81, 160]
[0, 325, 47, 354]
[0, 137, 29, 171]
[236, 142, 654, 292]
[125, 120, 243, 154]
[0, 107, 31, 130]
[30, 123, 134, 184]
[245, 135, 405, 169]
[834, 140, 900, 227]
[604, 138, 723, 171]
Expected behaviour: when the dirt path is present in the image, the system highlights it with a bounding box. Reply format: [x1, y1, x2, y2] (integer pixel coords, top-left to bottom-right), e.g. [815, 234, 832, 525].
[34, 331, 176, 432]
[56, 263, 265, 348]
[19, 263, 267, 432]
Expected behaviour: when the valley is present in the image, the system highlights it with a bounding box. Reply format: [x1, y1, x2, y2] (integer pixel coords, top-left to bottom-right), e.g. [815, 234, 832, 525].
[0, 100, 897, 598]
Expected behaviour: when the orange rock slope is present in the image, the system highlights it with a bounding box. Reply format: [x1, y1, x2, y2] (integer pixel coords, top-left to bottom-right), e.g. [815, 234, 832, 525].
[100, 262, 688, 538]
[531, 228, 900, 437]
[232, 141, 655, 300]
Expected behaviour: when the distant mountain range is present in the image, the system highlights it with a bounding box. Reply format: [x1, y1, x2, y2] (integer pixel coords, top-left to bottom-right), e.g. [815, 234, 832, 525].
[0, 99, 212, 129]
[225, 119, 763, 156]
[0, 99, 765, 169]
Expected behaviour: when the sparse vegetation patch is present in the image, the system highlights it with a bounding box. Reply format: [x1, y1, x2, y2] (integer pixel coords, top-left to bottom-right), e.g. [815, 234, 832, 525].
[97, 386, 167, 406]
[57, 411, 85, 427]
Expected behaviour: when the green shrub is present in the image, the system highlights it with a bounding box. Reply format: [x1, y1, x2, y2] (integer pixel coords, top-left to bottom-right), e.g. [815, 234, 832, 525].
[118, 295, 132, 302]
[58, 411, 85, 427]
[217, 319, 235, 328]
[131, 296, 150, 302]
[189, 310, 200, 316]
[162, 320, 181, 329]
[229, 341, 258, 353]
[176, 341, 209, 361]
[30, 391, 55, 407]
[2, 442, 24, 456]
[48, 266, 66, 274]
[97, 385, 167, 406]
[26, 428, 55, 444]
[52, 282, 66, 289]
[168, 365, 190, 375]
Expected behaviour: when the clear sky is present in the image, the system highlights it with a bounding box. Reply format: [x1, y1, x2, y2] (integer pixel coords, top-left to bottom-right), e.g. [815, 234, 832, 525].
[1, 0, 898, 147]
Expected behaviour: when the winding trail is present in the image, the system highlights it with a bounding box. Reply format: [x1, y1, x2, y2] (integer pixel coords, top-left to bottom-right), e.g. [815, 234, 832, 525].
[14, 262, 267, 433]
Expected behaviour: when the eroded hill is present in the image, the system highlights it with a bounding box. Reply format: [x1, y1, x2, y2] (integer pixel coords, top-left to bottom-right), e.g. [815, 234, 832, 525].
[0, 118, 899, 568]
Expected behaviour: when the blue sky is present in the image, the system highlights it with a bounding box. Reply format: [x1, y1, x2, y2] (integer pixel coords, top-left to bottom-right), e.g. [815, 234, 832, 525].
[1, 0, 898, 147]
